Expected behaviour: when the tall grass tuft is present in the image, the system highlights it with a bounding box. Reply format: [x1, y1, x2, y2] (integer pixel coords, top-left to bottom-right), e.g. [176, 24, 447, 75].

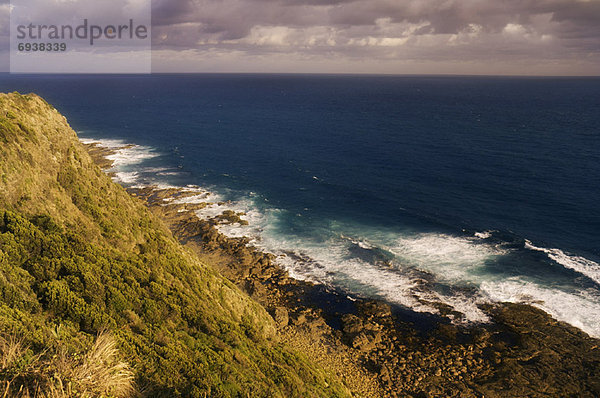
[0, 331, 135, 398]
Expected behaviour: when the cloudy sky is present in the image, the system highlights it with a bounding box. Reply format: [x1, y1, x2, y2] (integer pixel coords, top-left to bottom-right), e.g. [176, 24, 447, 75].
[1, 0, 599, 75]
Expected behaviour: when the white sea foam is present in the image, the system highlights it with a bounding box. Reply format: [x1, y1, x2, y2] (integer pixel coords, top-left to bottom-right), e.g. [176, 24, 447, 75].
[218, 210, 266, 239]
[474, 230, 493, 239]
[167, 193, 212, 205]
[79, 137, 129, 149]
[114, 171, 140, 185]
[481, 278, 600, 338]
[105, 146, 158, 168]
[79, 137, 159, 185]
[194, 203, 227, 219]
[525, 240, 600, 285]
[194, 196, 270, 241]
[254, 229, 491, 323]
[190, 198, 267, 242]
[266, 237, 434, 311]
[343, 236, 375, 250]
[389, 233, 506, 283]
[160, 183, 186, 189]
[439, 293, 491, 323]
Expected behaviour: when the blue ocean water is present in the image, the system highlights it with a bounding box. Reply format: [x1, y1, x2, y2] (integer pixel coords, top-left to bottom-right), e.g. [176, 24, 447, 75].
[2, 74, 599, 335]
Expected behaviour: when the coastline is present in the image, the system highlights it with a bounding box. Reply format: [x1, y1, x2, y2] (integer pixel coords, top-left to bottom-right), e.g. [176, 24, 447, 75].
[83, 140, 600, 397]
[2, 92, 360, 397]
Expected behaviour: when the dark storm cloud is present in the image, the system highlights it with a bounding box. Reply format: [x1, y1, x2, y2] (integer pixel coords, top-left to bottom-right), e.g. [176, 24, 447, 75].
[153, 0, 197, 25]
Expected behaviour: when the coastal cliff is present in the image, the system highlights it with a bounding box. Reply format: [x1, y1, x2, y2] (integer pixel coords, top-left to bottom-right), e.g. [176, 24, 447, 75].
[1, 92, 600, 398]
[0, 92, 350, 397]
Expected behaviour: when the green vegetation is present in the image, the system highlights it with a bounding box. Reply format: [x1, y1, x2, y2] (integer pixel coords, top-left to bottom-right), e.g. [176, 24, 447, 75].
[1, 331, 135, 397]
[0, 93, 349, 397]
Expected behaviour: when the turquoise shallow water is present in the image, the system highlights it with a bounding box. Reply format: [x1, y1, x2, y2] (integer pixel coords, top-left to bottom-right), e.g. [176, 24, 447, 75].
[2, 74, 599, 335]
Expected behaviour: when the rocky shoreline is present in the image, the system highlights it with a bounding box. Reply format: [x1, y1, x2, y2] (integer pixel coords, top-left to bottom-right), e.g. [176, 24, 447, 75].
[84, 141, 600, 397]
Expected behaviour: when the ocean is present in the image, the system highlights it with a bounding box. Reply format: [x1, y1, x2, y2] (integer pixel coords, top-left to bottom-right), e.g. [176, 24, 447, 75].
[2, 74, 599, 336]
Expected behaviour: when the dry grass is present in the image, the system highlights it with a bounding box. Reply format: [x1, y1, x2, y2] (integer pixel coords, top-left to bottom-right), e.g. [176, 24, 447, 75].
[0, 333, 28, 370]
[0, 331, 135, 398]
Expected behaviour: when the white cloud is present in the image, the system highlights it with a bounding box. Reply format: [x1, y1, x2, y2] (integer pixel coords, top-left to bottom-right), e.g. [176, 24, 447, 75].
[503, 23, 527, 36]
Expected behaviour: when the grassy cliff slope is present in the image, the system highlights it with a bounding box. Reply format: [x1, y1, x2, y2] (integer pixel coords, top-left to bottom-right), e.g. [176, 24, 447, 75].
[0, 92, 349, 397]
